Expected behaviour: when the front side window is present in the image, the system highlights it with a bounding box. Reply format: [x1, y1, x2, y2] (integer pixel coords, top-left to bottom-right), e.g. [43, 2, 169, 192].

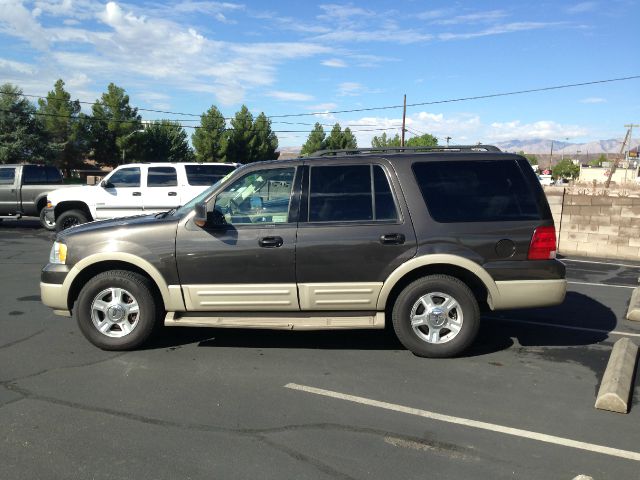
[213, 167, 295, 225]
[107, 167, 141, 188]
[45, 166, 63, 183]
[148, 167, 177, 187]
[0, 168, 16, 185]
[308, 165, 398, 222]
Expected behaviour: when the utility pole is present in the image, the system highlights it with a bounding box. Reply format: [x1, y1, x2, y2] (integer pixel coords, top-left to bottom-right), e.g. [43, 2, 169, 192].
[401, 94, 406, 147]
[445, 136, 452, 147]
[604, 124, 638, 188]
[549, 140, 554, 170]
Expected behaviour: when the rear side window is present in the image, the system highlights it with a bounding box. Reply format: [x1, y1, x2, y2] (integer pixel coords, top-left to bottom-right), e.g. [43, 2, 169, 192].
[148, 167, 178, 187]
[412, 160, 541, 223]
[308, 165, 398, 222]
[0, 168, 16, 185]
[45, 166, 63, 183]
[186, 164, 236, 186]
[22, 165, 47, 184]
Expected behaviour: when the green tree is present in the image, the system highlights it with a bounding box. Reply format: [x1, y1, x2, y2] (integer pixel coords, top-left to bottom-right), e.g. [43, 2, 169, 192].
[252, 112, 279, 161]
[89, 83, 142, 166]
[37, 79, 88, 174]
[552, 159, 580, 180]
[589, 154, 607, 167]
[325, 123, 357, 150]
[128, 121, 194, 163]
[192, 105, 227, 162]
[371, 132, 401, 147]
[0, 83, 50, 164]
[225, 105, 255, 164]
[300, 122, 326, 156]
[405, 133, 438, 147]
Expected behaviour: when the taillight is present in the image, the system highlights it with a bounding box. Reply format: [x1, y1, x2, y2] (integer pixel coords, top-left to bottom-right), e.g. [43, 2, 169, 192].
[528, 226, 557, 260]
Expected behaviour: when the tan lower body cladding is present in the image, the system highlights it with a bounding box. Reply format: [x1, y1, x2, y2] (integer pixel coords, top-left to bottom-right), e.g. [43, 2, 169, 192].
[181, 283, 383, 311]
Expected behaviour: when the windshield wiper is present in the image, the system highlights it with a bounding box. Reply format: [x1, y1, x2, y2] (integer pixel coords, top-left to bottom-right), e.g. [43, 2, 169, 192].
[155, 207, 179, 218]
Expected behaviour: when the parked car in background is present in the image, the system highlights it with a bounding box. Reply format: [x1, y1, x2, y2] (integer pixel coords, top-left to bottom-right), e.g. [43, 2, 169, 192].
[538, 174, 554, 186]
[44, 162, 238, 231]
[0, 164, 74, 230]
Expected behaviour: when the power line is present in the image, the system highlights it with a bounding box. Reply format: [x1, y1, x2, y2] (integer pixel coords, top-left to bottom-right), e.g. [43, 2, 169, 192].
[2, 74, 638, 122]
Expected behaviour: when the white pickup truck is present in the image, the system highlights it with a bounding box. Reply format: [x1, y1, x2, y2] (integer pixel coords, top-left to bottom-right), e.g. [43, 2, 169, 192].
[44, 162, 237, 231]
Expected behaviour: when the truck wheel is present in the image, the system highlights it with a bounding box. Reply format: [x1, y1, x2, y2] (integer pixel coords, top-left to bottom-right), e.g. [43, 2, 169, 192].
[39, 208, 56, 231]
[56, 209, 88, 232]
[392, 275, 480, 358]
[75, 270, 160, 350]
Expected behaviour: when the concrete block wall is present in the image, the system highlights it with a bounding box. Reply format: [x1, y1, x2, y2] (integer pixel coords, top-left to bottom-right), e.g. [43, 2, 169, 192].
[552, 190, 640, 260]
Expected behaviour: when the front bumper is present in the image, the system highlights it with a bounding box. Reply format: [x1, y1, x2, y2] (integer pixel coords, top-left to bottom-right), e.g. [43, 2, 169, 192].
[41, 263, 71, 314]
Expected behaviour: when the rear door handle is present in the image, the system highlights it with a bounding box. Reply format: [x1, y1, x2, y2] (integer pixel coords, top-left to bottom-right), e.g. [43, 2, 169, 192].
[380, 233, 405, 245]
[132, 192, 141, 196]
[258, 236, 283, 248]
[168, 192, 177, 196]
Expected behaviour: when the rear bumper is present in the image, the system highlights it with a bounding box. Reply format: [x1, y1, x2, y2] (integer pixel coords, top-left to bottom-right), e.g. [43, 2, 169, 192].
[491, 279, 567, 310]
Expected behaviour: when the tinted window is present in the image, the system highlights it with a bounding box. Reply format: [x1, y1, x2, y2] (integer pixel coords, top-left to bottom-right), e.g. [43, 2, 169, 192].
[22, 165, 47, 184]
[214, 168, 294, 225]
[373, 165, 398, 221]
[46, 166, 63, 183]
[186, 164, 236, 186]
[309, 165, 372, 222]
[0, 168, 16, 185]
[412, 160, 541, 223]
[107, 167, 140, 188]
[148, 167, 177, 187]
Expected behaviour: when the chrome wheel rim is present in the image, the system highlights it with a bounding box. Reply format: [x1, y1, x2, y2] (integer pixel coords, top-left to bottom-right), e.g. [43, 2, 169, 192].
[409, 291, 463, 344]
[90, 287, 140, 338]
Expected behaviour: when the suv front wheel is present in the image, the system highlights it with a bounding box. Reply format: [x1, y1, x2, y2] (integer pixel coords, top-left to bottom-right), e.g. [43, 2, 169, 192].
[75, 270, 160, 350]
[392, 275, 480, 358]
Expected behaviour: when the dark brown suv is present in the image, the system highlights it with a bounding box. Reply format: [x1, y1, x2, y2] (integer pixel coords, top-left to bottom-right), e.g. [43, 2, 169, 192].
[40, 146, 566, 357]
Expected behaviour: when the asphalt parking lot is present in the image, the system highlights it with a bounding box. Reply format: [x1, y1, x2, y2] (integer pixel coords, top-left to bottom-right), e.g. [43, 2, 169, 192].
[1, 219, 639, 480]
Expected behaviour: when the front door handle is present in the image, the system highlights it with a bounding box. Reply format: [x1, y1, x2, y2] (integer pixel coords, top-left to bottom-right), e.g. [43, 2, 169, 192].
[380, 233, 405, 245]
[258, 236, 283, 248]
[168, 191, 177, 196]
[132, 192, 141, 196]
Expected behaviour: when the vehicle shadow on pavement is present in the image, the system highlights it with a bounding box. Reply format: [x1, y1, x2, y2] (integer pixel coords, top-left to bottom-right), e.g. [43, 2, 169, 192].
[146, 292, 614, 354]
[467, 291, 616, 356]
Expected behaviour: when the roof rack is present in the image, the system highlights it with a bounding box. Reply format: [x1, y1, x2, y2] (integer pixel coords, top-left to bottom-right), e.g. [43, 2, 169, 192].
[309, 145, 501, 157]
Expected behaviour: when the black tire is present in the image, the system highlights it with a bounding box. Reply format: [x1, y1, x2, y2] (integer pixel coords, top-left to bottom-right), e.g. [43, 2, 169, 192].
[75, 270, 160, 350]
[392, 275, 480, 358]
[56, 209, 88, 232]
[39, 208, 56, 231]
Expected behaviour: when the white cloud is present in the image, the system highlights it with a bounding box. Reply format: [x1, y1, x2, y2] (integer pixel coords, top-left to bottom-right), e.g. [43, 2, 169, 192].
[439, 22, 561, 40]
[338, 82, 364, 96]
[267, 91, 314, 102]
[321, 58, 347, 68]
[307, 103, 338, 111]
[487, 120, 588, 141]
[0, 0, 50, 49]
[433, 10, 508, 26]
[580, 97, 606, 104]
[566, 2, 598, 14]
[0, 57, 36, 75]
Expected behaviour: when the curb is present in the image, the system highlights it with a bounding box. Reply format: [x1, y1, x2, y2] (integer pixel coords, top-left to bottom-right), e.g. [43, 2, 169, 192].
[595, 337, 639, 414]
[626, 287, 640, 322]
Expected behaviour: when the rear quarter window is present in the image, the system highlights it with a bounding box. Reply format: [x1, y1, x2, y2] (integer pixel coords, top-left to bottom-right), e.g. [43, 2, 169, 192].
[412, 160, 541, 223]
[186, 164, 236, 186]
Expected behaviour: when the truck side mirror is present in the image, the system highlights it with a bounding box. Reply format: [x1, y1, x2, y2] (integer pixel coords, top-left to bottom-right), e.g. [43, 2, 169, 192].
[194, 201, 208, 228]
[194, 202, 227, 229]
[100, 180, 114, 188]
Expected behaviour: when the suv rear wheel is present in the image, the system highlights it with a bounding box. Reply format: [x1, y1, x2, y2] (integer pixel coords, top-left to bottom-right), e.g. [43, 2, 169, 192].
[75, 270, 160, 350]
[392, 275, 480, 358]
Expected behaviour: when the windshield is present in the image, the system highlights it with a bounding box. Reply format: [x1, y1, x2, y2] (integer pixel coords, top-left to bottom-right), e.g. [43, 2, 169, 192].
[173, 171, 235, 216]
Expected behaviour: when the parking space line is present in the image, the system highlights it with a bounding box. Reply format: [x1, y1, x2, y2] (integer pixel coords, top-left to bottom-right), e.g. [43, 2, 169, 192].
[562, 259, 640, 269]
[285, 383, 640, 462]
[568, 281, 636, 289]
[484, 316, 640, 338]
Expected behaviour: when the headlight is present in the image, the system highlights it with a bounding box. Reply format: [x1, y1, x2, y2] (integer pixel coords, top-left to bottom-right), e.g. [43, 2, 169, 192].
[49, 241, 67, 264]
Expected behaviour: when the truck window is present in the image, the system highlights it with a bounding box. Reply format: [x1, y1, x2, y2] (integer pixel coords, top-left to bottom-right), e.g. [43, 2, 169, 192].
[148, 167, 178, 187]
[0, 168, 16, 185]
[22, 165, 48, 184]
[108, 167, 140, 188]
[186, 164, 236, 186]
[45, 166, 63, 183]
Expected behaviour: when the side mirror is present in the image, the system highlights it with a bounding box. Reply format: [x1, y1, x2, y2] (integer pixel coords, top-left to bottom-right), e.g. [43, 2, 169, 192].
[194, 201, 208, 228]
[100, 180, 114, 188]
[194, 201, 227, 229]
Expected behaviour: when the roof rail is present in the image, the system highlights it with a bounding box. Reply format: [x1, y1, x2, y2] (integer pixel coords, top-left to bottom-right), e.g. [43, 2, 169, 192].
[309, 145, 501, 157]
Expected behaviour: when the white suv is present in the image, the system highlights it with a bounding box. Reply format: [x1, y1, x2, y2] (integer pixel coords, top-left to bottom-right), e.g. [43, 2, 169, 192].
[44, 162, 237, 231]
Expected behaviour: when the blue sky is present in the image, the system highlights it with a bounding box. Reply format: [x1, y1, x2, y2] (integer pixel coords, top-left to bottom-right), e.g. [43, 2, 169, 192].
[0, 0, 638, 147]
